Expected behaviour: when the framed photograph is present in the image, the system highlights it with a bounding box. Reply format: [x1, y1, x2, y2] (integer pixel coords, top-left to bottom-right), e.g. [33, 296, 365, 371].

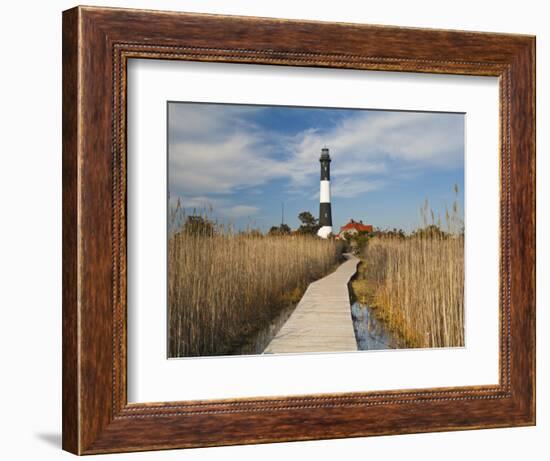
[62, 6, 535, 455]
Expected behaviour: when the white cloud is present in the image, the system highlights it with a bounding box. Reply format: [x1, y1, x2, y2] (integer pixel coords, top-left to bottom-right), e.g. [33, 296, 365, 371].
[284, 111, 463, 190]
[169, 194, 259, 219]
[222, 205, 260, 218]
[169, 134, 285, 195]
[168, 104, 463, 203]
[330, 177, 387, 199]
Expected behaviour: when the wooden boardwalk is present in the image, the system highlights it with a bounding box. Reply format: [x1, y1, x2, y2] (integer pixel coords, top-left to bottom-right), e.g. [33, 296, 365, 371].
[264, 253, 359, 354]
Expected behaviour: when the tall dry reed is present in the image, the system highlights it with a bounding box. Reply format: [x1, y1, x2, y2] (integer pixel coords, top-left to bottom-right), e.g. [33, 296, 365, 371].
[352, 187, 465, 348]
[362, 235, 464, 348]
[168, 231, 341, 357]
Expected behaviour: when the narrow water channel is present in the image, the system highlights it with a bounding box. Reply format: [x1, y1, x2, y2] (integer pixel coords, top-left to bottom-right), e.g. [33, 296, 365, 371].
[351, 301, 402, 350]
[233, 299, 401, 354]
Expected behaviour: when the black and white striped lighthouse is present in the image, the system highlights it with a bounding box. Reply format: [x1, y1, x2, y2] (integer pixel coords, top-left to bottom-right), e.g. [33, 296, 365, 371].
[317, 147, 333, 238]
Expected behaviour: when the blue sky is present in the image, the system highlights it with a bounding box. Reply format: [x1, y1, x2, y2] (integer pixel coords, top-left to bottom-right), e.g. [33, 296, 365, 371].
[168, 102, 464, 233]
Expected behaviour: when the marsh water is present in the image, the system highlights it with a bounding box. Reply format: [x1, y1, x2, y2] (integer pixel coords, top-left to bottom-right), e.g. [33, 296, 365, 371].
[233, 300, 401, 354]
[231, 303, 297, 355]
[351, 301, 402, 350]
[231, 299, 402, 354]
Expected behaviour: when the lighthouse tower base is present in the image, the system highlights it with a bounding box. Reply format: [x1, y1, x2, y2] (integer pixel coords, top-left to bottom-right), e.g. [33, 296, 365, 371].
[317, 226, 333, 239]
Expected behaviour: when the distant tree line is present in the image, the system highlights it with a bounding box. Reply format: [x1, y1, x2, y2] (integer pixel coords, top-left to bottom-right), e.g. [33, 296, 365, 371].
[175, 209, 460, 242]
[268, 210, 320, 236]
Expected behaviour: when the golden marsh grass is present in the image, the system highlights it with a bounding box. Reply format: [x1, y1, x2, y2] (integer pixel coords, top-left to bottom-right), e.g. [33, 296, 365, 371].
[354, 234, 464, 348]
[168, 231, 341, 357]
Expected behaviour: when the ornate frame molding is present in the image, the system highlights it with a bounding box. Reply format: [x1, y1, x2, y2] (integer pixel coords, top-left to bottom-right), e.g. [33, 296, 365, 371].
[63, 6, 535, 454]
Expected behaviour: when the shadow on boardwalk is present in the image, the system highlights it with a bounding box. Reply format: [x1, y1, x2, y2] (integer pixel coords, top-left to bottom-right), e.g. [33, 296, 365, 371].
[264, 253, 359, 354]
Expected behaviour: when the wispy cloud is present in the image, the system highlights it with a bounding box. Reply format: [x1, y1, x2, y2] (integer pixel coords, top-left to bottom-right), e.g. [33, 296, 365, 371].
[283, 111, 463, 190]
[169, 194, 259, 219]
[168, 103, 464, 217]
[224, 205, 260, 218]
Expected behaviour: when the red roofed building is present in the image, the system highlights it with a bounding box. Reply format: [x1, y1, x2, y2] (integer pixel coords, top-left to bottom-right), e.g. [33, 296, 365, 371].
[338, 219, 373, 239]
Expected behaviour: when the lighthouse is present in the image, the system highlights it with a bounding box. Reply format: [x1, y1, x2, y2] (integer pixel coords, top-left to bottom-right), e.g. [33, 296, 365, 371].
[317, 147, 333, 238]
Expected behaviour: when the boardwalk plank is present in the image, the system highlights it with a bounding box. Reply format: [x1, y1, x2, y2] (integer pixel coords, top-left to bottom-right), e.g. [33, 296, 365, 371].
[264, 254, 359, 354]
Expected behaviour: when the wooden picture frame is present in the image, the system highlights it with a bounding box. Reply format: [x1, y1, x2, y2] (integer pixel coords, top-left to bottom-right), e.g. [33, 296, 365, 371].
[62, 5, 535, 455]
